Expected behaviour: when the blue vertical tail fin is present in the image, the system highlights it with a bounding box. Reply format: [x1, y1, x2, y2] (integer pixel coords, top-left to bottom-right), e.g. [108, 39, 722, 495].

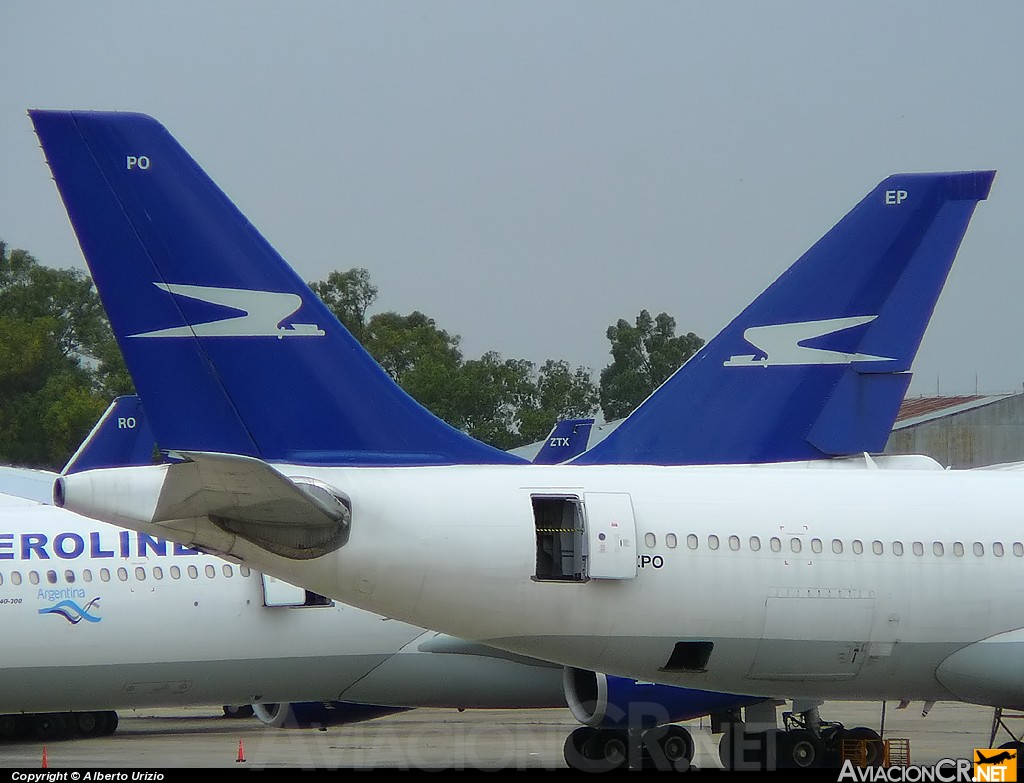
[30, 110, 523, 467]
[575, 171, 995, 465]
[62, 395, 159, 474]
[532, 418, 594, 464]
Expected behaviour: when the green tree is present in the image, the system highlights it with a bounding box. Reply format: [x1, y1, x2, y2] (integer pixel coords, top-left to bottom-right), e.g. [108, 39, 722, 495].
[0, 240, 126, 468]
[363, 310, 465, 424]
[454, 352, 539, 450]
[599, 309, 703, 421]
[308, 268, 600, 450]
[309, 268, 378, 342]
[518, 359, 600, 445]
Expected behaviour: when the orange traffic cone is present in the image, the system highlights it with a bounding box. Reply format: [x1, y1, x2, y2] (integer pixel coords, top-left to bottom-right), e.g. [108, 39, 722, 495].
[236, 739, 246, 763]
[41, 745, 47, 768]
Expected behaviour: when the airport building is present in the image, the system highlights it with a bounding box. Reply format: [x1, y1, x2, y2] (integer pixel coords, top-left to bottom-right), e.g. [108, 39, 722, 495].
[884, 393, 1024, 468]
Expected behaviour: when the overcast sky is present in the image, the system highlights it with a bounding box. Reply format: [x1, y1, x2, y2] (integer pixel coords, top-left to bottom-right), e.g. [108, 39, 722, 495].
[2, 2, 1022, 398]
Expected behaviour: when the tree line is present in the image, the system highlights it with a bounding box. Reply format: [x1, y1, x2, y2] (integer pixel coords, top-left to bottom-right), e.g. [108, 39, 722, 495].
[0, 241, 703, 469]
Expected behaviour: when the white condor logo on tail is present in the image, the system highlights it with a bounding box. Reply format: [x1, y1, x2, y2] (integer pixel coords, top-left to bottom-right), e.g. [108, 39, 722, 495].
[723, 315, 896, 367]
[127, 284, 325, 338]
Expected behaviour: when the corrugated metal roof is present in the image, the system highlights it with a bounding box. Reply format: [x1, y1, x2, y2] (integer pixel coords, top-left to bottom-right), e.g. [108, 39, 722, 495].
[897, 395, 987, 420]
[894, 394, 1017, 429]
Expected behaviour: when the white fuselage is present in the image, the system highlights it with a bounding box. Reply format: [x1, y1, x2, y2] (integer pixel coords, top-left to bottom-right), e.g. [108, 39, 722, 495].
[0, 496, 564, 714]
[112, 460, 1023, 709]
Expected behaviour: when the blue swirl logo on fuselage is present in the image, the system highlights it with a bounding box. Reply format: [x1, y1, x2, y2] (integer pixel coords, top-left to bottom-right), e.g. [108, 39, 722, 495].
[38, 597, 101, 624]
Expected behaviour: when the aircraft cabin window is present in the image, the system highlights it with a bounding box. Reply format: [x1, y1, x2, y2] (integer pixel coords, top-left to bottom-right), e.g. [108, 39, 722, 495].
[852, 540, 863, 555]
[187, 565, 198, 579]
[100, 568, 110, 582]
[240, 565, 251, 577]
[1015, 543, 1024, 557]
[912, 542, 924, 557]
[872, 541, 883, 555]
[46, 570, 57, 584]
[811, 538, 822, 554]
[749, 536, 761, 551]
[994, 542, 1005, 557]
[953, 542, 965, 557]
[0, 573, 4, 586]
[29, 571, 39, 585]
[644, 533, 656, 548]
[832, 540, 843, 554]
[205, 564, 216, 579]
[974, 542, 985, 557]
[222, 564, 233, 577]
[116, 567, 128, 582]
[770, 537, 781, 553]
[135, 567, 146, 581]
[153, 567, 163, 580]
[893, 542, 904, 556]
[64, 569, 75, 583]
[933, 542, 944, 557]
[729, 535, 740, 551]
[83, 569, 92, 582]
[708, 535, 720, 550]
[790, 538, 801, 553]
[687, 534, 698, 550]
[170, 566, 181, 580]
[10, 571, 20, 586]
[666, 533, 677, 549]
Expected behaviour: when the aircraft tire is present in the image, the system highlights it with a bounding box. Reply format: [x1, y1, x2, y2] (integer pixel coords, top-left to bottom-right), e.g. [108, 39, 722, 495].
[71, 711, 104, 736]
[845, 726, 884, 767]
[649, 724, 694, 770]
[32, 713, 68, 741]
[780, 728, 823, 768]
[0, 714, 27, 740]
[563, 726, 629, 772]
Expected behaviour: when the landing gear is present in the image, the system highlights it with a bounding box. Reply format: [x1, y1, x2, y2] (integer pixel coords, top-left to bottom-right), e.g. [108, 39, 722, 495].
[563, 726, 628, 772]
[563, 724, 696, 771]
[0, 714, 27, 740]
[72, 710, 118, 737]
[32, 713, 67, 741]
[223, 704, 255, 719]
[718, 705, 882, 770]
[0, 710, 118, 742]
[71, 711, 103, 736]
[842, 725, 885, 767]
[779, 728, 824, 768]
[638, 724, 695, 770]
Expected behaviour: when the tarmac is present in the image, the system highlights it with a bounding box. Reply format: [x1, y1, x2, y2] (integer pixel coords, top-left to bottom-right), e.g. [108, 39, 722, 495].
[0, 700, 1012, 773]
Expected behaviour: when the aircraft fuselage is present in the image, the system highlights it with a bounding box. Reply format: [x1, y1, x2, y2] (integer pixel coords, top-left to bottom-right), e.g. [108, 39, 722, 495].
[143, 460, 1024, 708]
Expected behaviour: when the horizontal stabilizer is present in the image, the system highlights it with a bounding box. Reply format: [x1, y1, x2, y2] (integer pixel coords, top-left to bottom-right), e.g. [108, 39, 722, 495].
[57, 453, 351, 560]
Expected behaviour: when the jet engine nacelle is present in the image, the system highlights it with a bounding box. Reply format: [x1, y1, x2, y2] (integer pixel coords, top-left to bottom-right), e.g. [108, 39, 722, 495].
[252, 701, 410, 729]
[563, 668, 763, 730]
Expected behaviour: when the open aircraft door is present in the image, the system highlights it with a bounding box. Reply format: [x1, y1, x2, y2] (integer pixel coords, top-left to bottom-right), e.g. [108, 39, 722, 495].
[262, 574, 309, 607]
[583, 492, 638, 579]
